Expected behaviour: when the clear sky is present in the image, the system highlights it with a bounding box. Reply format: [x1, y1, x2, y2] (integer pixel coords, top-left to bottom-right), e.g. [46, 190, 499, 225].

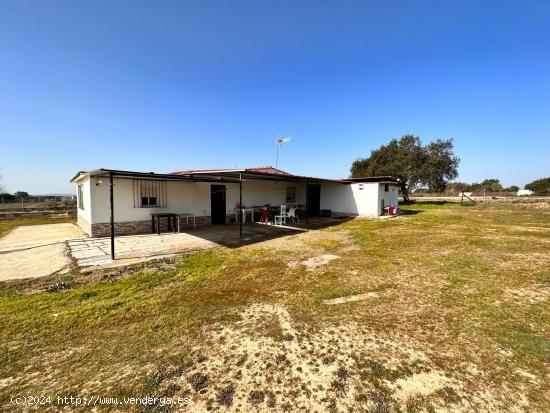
[0, 0, 549, 194]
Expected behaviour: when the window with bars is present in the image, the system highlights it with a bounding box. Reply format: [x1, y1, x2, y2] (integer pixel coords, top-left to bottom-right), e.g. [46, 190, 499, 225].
[286, 186, 296, 203]
[133, 179, 167, 208]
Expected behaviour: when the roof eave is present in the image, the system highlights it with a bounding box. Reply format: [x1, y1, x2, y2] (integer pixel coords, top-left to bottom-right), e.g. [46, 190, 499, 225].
[70, 168, 243, 184]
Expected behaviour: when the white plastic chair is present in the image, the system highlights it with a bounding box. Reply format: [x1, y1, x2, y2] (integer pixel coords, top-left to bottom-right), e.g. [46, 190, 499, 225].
[275, 205, 287, 225]
[287, 207, 299, 223]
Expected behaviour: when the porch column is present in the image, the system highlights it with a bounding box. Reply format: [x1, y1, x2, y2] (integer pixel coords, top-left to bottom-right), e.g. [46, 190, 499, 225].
[239, 173, 243, 239]
[305, 181, 309, 225]
[109, 172, 115, 260]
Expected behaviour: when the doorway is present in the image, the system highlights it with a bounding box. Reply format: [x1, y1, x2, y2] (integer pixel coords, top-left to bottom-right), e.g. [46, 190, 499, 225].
[307, 184, 321, 217]
[211, 185, 226, 224]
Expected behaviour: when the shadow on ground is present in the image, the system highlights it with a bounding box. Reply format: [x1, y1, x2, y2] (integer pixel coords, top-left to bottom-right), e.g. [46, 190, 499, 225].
[181, 217, 355, 248]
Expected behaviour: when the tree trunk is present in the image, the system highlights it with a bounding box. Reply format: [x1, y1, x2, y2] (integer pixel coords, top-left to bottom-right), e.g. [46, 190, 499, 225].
[400, 184, 410, 203]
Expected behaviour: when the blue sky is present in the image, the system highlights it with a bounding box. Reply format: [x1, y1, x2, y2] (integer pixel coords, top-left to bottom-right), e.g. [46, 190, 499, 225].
[0, 0, 549, 194]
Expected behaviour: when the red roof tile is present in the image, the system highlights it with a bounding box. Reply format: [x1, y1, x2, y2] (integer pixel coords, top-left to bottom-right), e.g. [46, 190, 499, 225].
[171, 166, 294, 176]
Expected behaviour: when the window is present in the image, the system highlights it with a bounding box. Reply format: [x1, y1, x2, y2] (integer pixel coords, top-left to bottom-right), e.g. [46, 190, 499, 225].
[133, 179, 167, 208]
[140, 196, 157, 207]
[286, 186, 296, 203]
[78, 185, 84, 210]
[384, 184, 389, 192]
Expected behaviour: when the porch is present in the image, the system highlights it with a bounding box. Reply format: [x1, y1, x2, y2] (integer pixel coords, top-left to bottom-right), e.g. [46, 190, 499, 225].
[69, 217, 350, 267]
[79, 168, 336, 259]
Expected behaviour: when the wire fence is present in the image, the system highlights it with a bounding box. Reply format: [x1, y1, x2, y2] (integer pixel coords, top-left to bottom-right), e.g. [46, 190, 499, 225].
[0, 196, 77, 218]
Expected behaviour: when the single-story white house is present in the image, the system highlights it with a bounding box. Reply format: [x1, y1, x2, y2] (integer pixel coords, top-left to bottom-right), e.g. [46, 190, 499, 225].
[70, 166, 400, 237]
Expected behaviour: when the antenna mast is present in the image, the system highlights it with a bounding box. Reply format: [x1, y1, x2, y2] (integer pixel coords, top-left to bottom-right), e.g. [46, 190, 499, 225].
[275, 136, 291, 169]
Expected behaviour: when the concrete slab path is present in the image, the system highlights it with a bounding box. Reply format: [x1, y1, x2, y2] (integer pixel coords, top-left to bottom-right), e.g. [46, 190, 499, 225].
[0, 223, 85, 280]
[69, 232, 218, 267]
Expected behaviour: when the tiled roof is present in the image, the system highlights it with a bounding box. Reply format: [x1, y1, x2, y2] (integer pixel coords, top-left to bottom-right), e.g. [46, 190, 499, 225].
[171, 166, 294, 176]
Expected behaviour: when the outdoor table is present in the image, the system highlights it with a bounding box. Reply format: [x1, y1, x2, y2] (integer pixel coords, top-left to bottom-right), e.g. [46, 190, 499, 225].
[176, 213, 196, 231]
[241, 208, 254, 223]
[151, 213, 177, 235]
[232, 208, 255, 223]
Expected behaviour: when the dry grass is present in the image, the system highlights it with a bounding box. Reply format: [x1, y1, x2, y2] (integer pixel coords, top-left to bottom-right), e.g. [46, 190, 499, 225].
[0, 203, 548, 412]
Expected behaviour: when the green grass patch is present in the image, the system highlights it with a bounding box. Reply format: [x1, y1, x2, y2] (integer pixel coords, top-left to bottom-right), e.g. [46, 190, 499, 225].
[306, 239, 341, 251]
[399, 200, 461, 210]
[0, 216, 76, 238]
[312, 282, 364, 302]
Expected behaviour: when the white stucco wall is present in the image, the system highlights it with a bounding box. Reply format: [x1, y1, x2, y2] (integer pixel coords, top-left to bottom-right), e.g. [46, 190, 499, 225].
[227, 180, 306, 210]
[81, 177, 306, 224]
[378, 183, 399, 212]
[89, 177, 212, 224]
[320, 182, 359, 215]
[75, 176, 93, 224]
[351, 183, 383, 216]
[320, 182, 386, 216]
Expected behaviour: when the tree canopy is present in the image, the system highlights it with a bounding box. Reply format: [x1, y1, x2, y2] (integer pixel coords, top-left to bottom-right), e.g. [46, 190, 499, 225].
[525, 177, 550, 195]
[350, 135, 459, 201]
[0, 193, 15, 201]
[469, 179, 504, 193]
[444, 182, 471, 195]
[14, 191, 29, 200]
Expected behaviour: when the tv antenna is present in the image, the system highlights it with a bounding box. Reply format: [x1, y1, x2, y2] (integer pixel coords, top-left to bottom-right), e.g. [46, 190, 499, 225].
[275, 136, 291, 169]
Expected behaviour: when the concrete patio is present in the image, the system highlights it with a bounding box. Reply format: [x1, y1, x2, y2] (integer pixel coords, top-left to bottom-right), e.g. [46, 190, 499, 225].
[69, 217, 349, 267]
[0, 223, 85, 280]
[69, 231, 218, 266]
[0, 218, 351, 279]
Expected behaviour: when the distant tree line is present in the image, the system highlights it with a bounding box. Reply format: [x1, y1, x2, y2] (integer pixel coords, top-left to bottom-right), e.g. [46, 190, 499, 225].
[0, 191, 30, 201]
[525, 178, 550, 196]
[0, 191, 75, 202]
[430, 178, 549, 196]
[441, 179, 519, 195]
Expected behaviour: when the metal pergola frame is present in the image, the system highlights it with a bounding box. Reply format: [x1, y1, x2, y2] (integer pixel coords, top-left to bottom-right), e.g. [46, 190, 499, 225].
[71, 169, 243, 260]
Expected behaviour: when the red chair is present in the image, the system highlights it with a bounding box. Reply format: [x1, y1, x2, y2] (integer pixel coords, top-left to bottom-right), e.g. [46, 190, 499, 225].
[260, 208, 271, 225]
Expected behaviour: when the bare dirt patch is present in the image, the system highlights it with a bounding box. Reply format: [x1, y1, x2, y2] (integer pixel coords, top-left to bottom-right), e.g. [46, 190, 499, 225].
[150, 302, 523, 412]
[301, 254, 339, 270]
[506, 285, 549, 304]
[390, 371, 450, 399]
[322, 292, 379, 305]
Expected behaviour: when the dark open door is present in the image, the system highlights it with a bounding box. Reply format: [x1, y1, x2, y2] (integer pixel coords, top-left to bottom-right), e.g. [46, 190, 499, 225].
[211, 185, 226, 224]
[307, 184, 321, 217]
